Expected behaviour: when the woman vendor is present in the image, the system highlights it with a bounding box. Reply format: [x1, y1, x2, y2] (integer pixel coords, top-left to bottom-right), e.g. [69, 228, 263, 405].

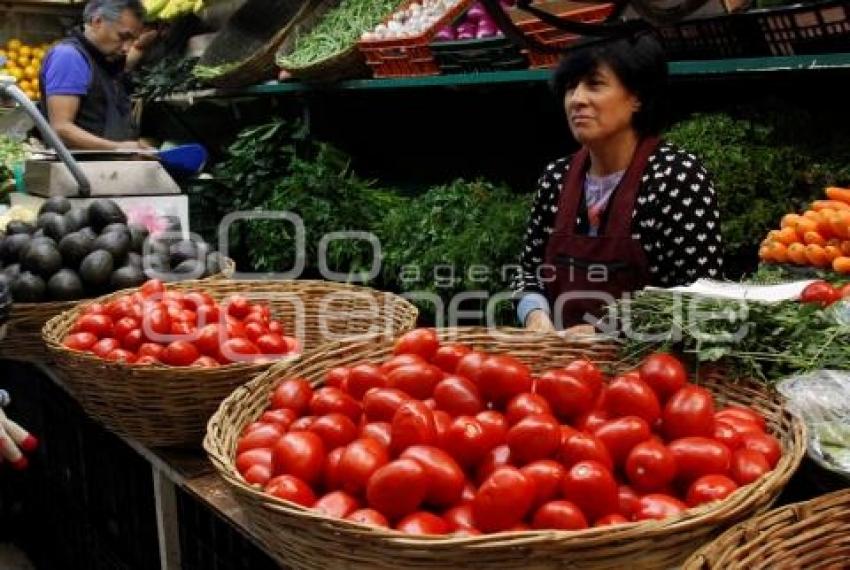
[513, 33, 724, 332]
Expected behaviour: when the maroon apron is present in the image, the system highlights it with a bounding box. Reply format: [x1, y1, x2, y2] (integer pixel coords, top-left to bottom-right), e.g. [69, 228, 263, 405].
[543, 137, 659, 328]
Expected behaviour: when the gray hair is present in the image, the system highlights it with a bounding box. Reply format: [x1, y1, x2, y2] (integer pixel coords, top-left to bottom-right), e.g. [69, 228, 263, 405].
[83, 0, 144, 23]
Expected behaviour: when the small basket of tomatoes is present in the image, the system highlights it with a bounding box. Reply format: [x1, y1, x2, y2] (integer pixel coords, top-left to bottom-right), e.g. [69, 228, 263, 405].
[42, 279, 418, 448]
[204, 327, 805, 569]
[684, 488, 850, 569]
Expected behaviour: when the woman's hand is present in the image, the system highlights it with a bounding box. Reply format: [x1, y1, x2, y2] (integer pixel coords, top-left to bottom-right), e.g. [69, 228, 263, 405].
[525, 310, 556, 332]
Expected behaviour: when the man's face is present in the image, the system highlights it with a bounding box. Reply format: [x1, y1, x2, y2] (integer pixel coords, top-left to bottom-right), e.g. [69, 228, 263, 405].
[88, 9, 143, 61]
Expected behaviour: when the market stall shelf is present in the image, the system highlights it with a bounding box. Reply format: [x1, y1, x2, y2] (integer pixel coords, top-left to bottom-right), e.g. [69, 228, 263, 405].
[42, 279, 418, 447]
[205, 327, 805, 570]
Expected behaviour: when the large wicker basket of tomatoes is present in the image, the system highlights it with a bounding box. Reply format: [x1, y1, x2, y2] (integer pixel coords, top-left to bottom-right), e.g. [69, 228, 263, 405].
[204, 327, 805, 569]
[43, 279, 418, 447]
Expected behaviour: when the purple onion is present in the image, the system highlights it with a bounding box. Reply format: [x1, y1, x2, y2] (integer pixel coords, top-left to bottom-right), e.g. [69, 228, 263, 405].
[476, 23, 498, 38]
[466, 2, 487, 21]
[456, 22, 476, 37]
[434, 25, 456, 41]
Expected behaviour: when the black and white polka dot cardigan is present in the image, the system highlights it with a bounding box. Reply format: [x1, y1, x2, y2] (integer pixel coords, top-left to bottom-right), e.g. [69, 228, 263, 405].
[512, 142, 724, 296]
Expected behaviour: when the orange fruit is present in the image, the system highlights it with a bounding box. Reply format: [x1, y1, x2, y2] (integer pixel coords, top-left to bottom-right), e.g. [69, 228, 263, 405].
[803, 231, 827, 246]
[794, 218, 819, 238]
[833, 256, 850, 274]
[776, 227, 800, 245]
[805, 244, 830, 267]
[841, 241, 850, 256]
[824, 245, 842, 262]
[766, 242, 789, 263]
[19, 45, 31, 57]
[781, 214, 802, 229]
[803, 209, 823, 220]
[787, 243, 808, 265]
[7, 39, 22, 51]
[758, 246, 771, 261]
[829, 211, 850, 239]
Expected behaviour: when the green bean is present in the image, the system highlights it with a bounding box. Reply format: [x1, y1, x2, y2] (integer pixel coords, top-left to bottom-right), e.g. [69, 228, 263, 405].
[279, 0, 400, 68]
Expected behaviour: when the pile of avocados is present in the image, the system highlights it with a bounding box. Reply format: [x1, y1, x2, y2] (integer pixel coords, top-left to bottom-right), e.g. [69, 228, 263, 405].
[0, 197, 227, 303]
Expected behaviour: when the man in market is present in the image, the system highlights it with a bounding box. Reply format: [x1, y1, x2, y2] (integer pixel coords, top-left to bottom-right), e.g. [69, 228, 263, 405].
[38, 0, 157, 150]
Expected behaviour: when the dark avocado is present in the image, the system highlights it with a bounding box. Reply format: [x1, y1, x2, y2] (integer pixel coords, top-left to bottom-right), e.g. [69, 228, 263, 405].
[41, 214, 72, 241]
[5, 220, 34, 235]
[126, 251, 143, 269]
[47, 269, 85, 301]
[173, 259, 204, 276]
[21, 241, 63, 279]
[127, 224, 149, 253]
[145, 239, 170, 259]
[63, 208, 90, 232]
[79, 250, 114, 288]
[87, 199, 127, 232]
[58, 232, 95, 269]
[142, 254, 169, 279]
[169, 240, 200, 265]
[10, 271, 46, 302]
[3, 263, 21, 281]
[110, 265, 146, 290]
[36, 211, 63, 230]
[79, 226, 98, 241]
[93, 231, 131, 264]
[0, 233, 31, 263]
[38, 196, 72, 216]
[101, 222, 130, 236]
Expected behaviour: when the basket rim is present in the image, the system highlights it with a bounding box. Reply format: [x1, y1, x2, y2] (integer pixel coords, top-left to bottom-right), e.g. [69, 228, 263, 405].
[204, 326, 807, 548]
[277, 43, 359, 71]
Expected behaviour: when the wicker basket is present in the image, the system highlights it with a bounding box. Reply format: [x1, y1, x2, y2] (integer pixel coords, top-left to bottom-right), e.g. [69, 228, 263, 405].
[196, 0, 332, 88]
[204, 327, 806, 570]
[683, 488, 850, 569]
[0, 258, 234, 364]
[43, 279, 418, 448]
[281, 45, 369, 83]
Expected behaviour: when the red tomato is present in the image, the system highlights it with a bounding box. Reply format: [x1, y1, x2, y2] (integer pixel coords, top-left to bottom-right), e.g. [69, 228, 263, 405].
[243, 464, 272, 486]
[346, 508, 389, 528]
[443, 416, 497, 467]
[455, 351, 489, 385]
[225, 319, 246, 340]
[225, 295, 251, 320]
[387, 363, 443, 400]
[520, 460, 566, 509]
[379, 354, 426, 376]
[395, 512, 449, 535]
[531, 500, 588, 530]
[393, 329, 440, 361]
[324, 447, 345, 490]
[105, 348, 136, 363]
[475, 444, 512, 485]
[260, 409, 298, 431]
[83, 302, 106, 315]
[433, 376, 483, 416]
[507, 413, 561, 464]
[310, 414, 358, 450]
[120, 329, 143, 352]
[639, 353, 688, 402]
[432, 344, 472, 374]
[475, 411, 509, 447]
[310, 387, 361, 422]
[472, 467, 536, 532]
[561, 460, 619, 521]
[195, 304, 220, 328]
[575, 409, 609, 433]
[595, 513, 629, 526]
[477, 355, 533, 405]
[716, 415, 763, 440]
[461, 482, 476, 503]
[400, 446, 465, 507]
[272, 431, 326, 485]
[237, 423, 284, 454]
[604, 375, 662, 426]
[243, 322, 268, 343]
[236, 448, 273, 474]
[338, 438, 390, 496]
[347, 364, 388, 399]
[256, 334, 287, 356]
[686, 474, 739, 507]
[313, 491, 360, 519]
[535, 370, 594, 420]
[140, 279, 165, 297]
[362, 388, 409, 423]
[360, 422, 392, 448]
[143, 307, 171, 340]
[625, 439, 677, 493]
[137, 342, 164, 360]
[219, 338, 260, 363]
[284, 336, 300, 355]
[800, 280, 841, 307]
[75, 314, 113, 338]
[634, 494, 687, 521]
[170, 321, 193, 337]
[194, 324, 222, 357]
[391, 400, 438, 454]
[113, 316, 139, 341]
[160, 340, 199, 367]
[663, 385, 716, 440]
[505, 393, 552, 425]
[268, 320, 284, 335]
[730, 449, 771, 485]
[560, 424, 579, 445]
[134, 355, 160, 365]
[325, 367, 351, 390]
[91, 338, 120, 358]
[443, 504, 474, 531]
[618, 485, 641, 519]
[264, 475, 316, 507]
[433, 410, 452, 448]
[366, 458, 428, 520]
[740, 433, 781, 468]
[63, 332, 98, 351]
[562, 359, 605, 398]
[289, 416, 316, 432]
[713, 420, 744, 450]
[668, 437, 732, 482]
[271, 378, 313, 414]
[593, 416, 652, 467]
[716, 406, 767, 431]
[559, 432, 614, 471]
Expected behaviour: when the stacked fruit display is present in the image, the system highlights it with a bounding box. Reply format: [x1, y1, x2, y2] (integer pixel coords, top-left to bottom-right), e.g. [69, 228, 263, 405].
[234, 329, 782, 535]
[61, 278, 300, 366]
[0, 38, 49, 101]
[0, 197, 227, 303]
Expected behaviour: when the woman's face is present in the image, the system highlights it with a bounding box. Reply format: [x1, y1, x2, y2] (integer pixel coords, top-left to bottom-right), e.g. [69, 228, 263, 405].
[564, 63, 640, 145]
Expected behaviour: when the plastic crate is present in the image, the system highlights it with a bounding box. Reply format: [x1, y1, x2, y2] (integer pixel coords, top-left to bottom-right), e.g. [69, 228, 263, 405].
[657, 12, 770, 59]
[431, 34, 529, 73]
[511, 0, 616, 68]
[359, 0, 474, 78]
[754, 0, 850, 56]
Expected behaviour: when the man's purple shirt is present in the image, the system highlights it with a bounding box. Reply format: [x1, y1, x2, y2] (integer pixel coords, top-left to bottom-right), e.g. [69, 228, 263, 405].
[41, 44, 91, 97]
